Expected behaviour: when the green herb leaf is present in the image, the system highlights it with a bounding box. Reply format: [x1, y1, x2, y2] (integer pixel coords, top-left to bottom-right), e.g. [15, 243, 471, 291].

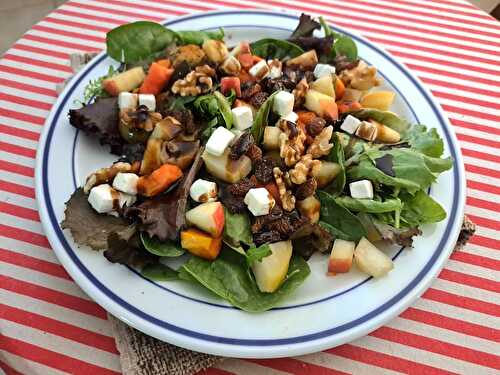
[246, 244, 272, 267]
[250, 38, 304, 60]
[180, 249, 310, 312]
[106, 21, 176, 63]
[403, 124, 444, 158]
[324, 133, 346, 194]
[140, 232, 185, 257]
[335, 196, 402, 213]
[81, 65, 117, 104]
[252, 91, 278, 143]
[167, 96, 196, 111]
[175, 28, 224, 45]
[317, 190, 367, 241]
[141, 263, 179, 281]
[214, 91, 233, 129]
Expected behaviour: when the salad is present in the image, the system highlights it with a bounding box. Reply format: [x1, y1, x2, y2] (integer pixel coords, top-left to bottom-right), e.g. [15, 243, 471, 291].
[62, 14, 453, 312]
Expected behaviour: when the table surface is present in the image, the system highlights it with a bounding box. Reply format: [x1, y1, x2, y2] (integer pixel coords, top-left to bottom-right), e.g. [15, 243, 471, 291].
[1, 0, 499, 374]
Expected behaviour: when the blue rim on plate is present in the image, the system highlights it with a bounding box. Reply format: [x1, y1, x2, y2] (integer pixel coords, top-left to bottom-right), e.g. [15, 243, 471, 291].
[37, 10, 464, 349]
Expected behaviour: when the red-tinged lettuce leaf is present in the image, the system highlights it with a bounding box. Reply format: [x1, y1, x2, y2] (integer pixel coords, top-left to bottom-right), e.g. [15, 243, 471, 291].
[68, 97, 125, 156]
[372, 221, 421, 248]
[125, 147, 204, 241]
[290, 13, 320, 38]
[61, 188, 131, 250]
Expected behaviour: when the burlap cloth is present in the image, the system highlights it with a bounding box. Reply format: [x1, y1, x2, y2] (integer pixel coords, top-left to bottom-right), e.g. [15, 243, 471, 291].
[63, 53, 475, 375]
[107, 217, 475, 375]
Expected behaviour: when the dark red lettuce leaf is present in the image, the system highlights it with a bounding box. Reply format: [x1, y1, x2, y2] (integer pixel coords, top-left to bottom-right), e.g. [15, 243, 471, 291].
[125, 147, 204, 241]
[104, 227, 157, 268]
[290, 13, 321, 38]
[372, 221, 421, 248]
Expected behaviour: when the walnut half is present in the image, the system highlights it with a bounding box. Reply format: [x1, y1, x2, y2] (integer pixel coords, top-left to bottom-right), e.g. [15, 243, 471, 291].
[171, 65, 215, 96]
[289, 154, 321, 185]
[273, 167, 296, 212]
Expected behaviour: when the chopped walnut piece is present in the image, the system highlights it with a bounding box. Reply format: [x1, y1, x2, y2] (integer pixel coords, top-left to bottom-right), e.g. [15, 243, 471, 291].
[120, 106, 162, 132]
[339, 60, 381, 91]
[84, 161, 138, 194]
[171, 65, 215, 96]
[273, 167, 296, 212]
[292, 78, 309, 108]
[307, 125, 334, 158]
[278, 120, 307, 167]
[289, 154, 321, 185]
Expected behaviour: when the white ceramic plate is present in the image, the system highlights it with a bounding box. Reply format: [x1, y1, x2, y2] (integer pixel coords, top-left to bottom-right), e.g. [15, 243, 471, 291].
[36, 10, 465, 358]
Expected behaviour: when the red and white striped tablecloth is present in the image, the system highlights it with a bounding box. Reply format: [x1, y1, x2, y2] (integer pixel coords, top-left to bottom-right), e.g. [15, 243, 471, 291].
[0, 0, 499, 374]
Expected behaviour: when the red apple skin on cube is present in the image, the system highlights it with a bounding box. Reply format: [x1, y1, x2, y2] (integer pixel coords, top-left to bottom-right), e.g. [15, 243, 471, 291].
[185, 202, 225, 238]
[328, 239, 355, 276]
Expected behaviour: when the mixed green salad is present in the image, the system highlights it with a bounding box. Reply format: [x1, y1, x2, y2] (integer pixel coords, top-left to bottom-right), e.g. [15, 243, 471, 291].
[62, 14, 452, 312]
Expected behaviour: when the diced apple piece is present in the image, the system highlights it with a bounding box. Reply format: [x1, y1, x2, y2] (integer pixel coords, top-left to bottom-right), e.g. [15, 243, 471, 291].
[305, 90, 338, 120]
[202, 149, 252, 183]
[354, 237, 394, 278]
[296, 195, 320, 223]
[310, 76, 335, 97]
[372, 120, 401, 144]
[286, 50, 318, 69]
[186, 201, 225, 238]
[102, 67, 146, 96]
[312, 161, 341, 188]
[180, 228, 222, 260]
[328, 239, 355, 275]
[360, 91, 395, 111]
[263, 126, 283, 150]
[251, 240, 293, 293]
[341, 88, 363, 103]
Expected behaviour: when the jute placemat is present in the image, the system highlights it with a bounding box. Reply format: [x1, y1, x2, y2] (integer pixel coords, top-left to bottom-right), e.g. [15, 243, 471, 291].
[108, 217, 474, 375]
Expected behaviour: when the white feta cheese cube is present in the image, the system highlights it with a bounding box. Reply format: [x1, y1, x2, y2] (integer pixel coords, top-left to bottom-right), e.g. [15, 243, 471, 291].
[231, 106, 253, 131]
[340, 115, 362, 135]
[273, 91, 294, 116]
[205, 126, 236, 156]
[281, 111, 298, 124]
[268, 59, 283, 79]
[112, 172, 139, 195]
[249, 60, 269, 79]
[138, 94, 156, 111]
[190, 179, 218, 203]
[349, 180, 374, 199]
[244, 188, 275, 216]
[118, 192, 136, 208]
[88, 184, 117, 214]
[118, 92, 138, 110]
[313, 63, 336, 79]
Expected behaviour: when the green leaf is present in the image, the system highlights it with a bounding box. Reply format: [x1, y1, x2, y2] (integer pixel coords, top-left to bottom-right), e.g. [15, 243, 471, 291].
[335, 196, 402, 213]
[317, 190, 367, 241]
[167, 96, 196, 111]
[250, 38, 304, 59]
[319, 16, 334, 38]
[251, 91, 278, 143]
[350, 109, 410, 135]
[180, 249, 310, 312]
[246, 244, 272, 267]
[106, 21, 176, 63]
[81, 65, 117, 104]
[334, 35, 358, 61]
[223, 208, 253, 247]
[141, 263, 179, 281]
[214, 91, 233, 129]
[403, 124, 444, 158]
[140, 232, 185, 257]
[324, 133, 346, 194]
[401, 190, 447, 226]
[175, 28, 224, 45]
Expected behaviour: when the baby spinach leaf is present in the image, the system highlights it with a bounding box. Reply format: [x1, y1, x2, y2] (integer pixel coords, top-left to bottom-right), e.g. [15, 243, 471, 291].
[324, 133, 346, 194]
[401, 190, 447, 226]
[223, 208, 253, 246]
[319, 16, 335, 38]
[246, 244, 272, 267]
[334, 35, 358, 61]
[181, 249, 310, 312]
[350, 109, 410, 135]
[140, 232, 185, 257]
[317, 190, 367, 241]
[175, 28, 224, 45]
[335, 196, 402, 213]
[404, 124, 444, 158]
[250, 38, 304, 59]
[214, 91, 233, 129]
[167, 96, 197, 111]
[106, 21, 176, 63]
[252, 91, 278, 143]
[141, 263, 179, 281]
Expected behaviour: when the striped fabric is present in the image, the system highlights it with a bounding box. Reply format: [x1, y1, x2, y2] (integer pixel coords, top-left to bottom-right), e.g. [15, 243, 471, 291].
[0, 0, 498, 374]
